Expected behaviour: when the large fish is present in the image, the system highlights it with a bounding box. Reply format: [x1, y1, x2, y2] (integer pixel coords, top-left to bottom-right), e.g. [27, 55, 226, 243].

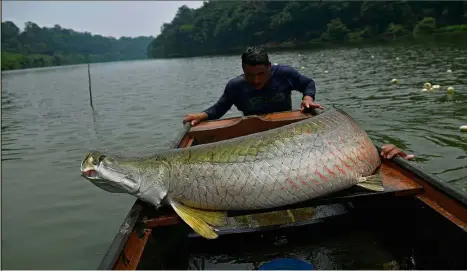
[80, 109, 384, 239]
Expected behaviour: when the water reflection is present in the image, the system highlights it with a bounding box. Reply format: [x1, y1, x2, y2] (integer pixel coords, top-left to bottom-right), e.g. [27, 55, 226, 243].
[2, 90, 24, 161]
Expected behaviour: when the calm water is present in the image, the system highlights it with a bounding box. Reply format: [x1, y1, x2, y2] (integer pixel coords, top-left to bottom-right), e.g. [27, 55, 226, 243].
[2, 44, 467, 269]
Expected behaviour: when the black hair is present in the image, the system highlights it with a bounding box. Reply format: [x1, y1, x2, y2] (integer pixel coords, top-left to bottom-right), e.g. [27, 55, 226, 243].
[241, 46, 270, 66]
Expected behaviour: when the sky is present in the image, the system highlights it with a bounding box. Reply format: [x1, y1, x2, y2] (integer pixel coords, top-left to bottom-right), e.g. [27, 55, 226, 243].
[1, 1, 204, 38]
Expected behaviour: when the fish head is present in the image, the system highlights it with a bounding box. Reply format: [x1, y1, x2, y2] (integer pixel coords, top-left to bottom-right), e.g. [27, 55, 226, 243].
[80, 151, 141, 195]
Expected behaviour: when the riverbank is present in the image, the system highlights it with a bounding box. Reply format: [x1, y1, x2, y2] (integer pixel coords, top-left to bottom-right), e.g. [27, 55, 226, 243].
[151, 27, 467, 59]
[0, 52, 149, 72]
[2, 26, 467, 72]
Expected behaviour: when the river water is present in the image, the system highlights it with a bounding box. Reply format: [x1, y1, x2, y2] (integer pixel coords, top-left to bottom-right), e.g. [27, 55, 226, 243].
[2, 43, 467, 269]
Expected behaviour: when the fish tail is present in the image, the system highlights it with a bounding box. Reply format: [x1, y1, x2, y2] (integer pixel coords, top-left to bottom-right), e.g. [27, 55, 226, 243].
[356, 171, 385, 192]
[169, 200, 227, 239]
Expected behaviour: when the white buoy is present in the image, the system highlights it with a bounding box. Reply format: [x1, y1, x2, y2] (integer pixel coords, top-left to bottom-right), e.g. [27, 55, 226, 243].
[447, 69, 452, 73]
[301, 66, 305, 69]
[432, 84, 440, 90]
[460, 125, 467, 132]
[422, 82, 432, 91]
[371, 55, 375, 59]
[447, 86, 455, 95]
[391, 79, 399, 84]
[324, 70, 328, 74]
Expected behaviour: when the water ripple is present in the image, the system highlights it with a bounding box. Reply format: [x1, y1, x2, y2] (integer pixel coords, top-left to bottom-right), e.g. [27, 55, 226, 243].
[1, 43, 467, 269]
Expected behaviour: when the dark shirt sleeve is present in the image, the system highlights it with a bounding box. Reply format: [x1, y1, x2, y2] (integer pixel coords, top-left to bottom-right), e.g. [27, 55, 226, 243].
[203, 81, 234, 120]
[282, 66, 317, 100]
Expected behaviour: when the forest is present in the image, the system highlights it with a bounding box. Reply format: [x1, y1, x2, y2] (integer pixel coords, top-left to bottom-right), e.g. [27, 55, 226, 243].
[2, 1, 467, 70]
[148, 1, 467, 58]
[1, 21, 154, 71]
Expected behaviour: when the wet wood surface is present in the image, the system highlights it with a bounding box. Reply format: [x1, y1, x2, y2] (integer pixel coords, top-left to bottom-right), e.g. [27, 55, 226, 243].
[113, 228, 152, 270]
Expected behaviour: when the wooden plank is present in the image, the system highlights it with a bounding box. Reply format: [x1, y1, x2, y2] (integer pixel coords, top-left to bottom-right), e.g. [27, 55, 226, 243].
[379, 163, 424, 195]
[113, 228, 152, 270]
[205, 203, 350, 236]
[186, 137, 194, 148]
[189, 111, 311, 132]
[417, 195, 467, 231]
[144, 216, 180, 228]
[97, 201, 144, 270]
[187, 111, 314, 144]
[375, 146, 467, 231]
[144, 204, 349, 237]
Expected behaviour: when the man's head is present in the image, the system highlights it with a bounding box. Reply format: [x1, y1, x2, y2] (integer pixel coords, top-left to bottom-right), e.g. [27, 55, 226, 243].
[241, 46, 271, 90]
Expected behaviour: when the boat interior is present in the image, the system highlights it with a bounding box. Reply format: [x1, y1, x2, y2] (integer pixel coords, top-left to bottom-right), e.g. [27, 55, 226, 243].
[102, 111, 467, 270]
[133, 195, 467, 270]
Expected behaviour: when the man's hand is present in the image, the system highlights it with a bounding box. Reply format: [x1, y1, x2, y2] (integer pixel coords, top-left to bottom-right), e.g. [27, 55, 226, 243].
[183, 112, 208, 126]
[301, 96, 324, 112]
[380, 144, 415, 160]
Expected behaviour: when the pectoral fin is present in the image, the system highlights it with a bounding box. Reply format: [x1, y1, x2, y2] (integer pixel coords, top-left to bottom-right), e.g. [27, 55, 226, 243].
[356, 172, 385, 192]
[169, 200, 227, 239]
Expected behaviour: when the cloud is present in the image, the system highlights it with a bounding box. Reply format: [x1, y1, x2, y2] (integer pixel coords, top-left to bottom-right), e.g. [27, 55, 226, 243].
[1, 1, 204, 38]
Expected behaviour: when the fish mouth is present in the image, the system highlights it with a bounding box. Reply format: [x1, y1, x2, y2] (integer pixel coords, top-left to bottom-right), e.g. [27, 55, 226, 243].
[81, 169, 99, 179]
[80, 152, 104, 181]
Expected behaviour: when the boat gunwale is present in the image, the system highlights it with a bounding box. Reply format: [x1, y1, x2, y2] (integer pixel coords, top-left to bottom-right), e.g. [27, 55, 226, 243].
[96, 109, 467, 270]
[375, 145, 467, 207]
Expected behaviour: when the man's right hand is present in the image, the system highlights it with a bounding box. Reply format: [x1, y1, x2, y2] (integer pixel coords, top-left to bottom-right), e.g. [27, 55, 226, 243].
[301, 96, 324, 112]
[183, 112, 208, 126]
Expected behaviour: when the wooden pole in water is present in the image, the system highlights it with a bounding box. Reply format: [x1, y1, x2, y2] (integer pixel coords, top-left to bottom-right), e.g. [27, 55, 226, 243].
[88, 63, 94, 108]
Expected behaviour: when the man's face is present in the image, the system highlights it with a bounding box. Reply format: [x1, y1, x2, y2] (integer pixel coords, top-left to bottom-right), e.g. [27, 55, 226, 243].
[242, 63, 271, 90]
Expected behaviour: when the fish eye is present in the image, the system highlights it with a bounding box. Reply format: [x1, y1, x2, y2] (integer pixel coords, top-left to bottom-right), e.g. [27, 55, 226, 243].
[98, 155, 106, 163]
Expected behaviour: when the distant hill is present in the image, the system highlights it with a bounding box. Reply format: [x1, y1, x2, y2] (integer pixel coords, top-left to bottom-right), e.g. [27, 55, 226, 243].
[1, 21, 155, 71]
[148, 1, 467, 58]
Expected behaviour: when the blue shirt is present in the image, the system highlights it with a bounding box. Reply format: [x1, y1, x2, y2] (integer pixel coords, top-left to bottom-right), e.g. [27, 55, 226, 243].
[203, 64, 317, 120]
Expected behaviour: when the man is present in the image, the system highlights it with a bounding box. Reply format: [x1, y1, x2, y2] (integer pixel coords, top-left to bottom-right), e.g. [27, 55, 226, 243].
[183, 46, 413, 160]
[184, 46, 322, 125]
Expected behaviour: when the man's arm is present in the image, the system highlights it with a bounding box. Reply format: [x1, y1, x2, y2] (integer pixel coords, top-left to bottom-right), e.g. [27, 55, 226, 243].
[281, 65, 323, 111]
[282, 65, 316, 100]
[203, 81, 235, 120]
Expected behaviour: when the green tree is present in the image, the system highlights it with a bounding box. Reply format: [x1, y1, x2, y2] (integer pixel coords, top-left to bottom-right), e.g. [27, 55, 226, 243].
[413, 17, 436, 37]
[321, 18, 350, 42]
[1, 21, 155, 71]
[146, 1, 467, 59]
[386, 23, 408, 40]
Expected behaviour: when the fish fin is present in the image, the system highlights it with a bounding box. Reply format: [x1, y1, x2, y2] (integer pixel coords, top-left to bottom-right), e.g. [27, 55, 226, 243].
[356, 172, 385, 192]
[286, 209, 296, 223]
[169, 200, 227, 239]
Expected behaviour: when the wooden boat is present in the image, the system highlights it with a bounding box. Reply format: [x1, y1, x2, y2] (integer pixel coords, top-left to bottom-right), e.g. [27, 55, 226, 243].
[96, 110, 467, 270]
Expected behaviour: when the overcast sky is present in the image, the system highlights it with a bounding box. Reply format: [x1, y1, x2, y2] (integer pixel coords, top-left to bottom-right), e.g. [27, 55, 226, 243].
[1, 1, 204, 38]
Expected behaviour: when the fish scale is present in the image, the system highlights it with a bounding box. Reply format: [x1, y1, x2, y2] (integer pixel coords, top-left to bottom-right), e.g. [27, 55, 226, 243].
[167, 109, 380, 211]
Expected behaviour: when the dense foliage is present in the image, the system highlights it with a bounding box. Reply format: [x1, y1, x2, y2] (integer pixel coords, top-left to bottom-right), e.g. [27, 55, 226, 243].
[3, 1, 466, 70]
[148, 1, 467, 58]
[1, 21, 154, 70]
